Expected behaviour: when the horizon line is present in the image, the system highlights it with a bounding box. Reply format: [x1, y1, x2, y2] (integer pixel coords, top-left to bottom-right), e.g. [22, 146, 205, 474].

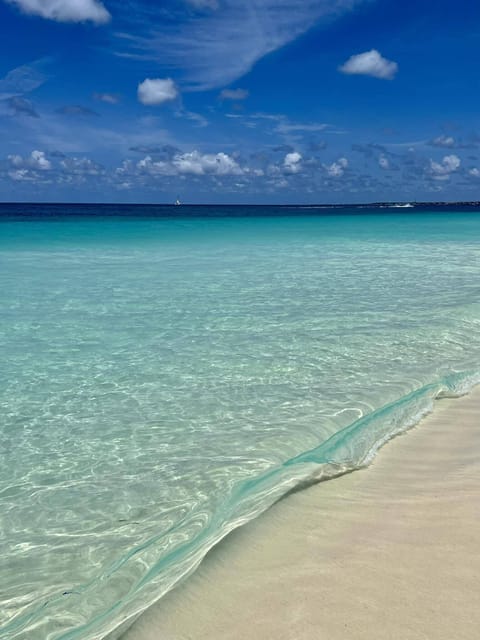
[1, 200, 480, 208]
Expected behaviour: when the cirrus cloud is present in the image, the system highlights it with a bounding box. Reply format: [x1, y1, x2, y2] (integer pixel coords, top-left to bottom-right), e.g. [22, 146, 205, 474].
[93, 92, 120, 104]
[117, 1, 367, 91]
[0, 59, 48, 99]
[220, 88, 249, 101]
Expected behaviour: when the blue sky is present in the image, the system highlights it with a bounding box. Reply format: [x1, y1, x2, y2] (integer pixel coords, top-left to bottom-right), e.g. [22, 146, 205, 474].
[0, 0, 479, 203]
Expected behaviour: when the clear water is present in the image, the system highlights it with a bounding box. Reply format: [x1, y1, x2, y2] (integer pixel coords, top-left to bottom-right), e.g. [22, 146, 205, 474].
[1, 206, 480, 640]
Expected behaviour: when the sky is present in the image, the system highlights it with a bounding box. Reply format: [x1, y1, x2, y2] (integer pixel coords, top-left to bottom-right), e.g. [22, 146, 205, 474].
[0, 0, 479, 204]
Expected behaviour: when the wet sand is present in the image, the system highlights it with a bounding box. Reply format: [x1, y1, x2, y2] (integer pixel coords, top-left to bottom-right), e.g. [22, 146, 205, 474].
[123, 387, 480, 640]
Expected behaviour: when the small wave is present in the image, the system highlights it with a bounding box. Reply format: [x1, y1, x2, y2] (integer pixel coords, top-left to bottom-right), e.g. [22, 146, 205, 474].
[100, 369, 480, 640]
[6, 371, 480, 640]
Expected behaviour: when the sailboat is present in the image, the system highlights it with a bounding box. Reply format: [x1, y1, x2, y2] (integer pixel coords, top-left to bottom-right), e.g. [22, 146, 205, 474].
[174, 197, 181, 206]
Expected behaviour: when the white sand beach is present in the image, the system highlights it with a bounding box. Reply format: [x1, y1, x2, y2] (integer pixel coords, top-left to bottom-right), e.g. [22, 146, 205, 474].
[123, 387, 480, 640]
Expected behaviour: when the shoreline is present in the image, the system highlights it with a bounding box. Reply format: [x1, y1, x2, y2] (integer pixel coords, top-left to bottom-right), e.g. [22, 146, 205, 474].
[122, 386, 480, 640]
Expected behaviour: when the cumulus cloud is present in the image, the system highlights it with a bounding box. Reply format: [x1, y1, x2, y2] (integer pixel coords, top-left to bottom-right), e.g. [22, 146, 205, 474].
[8, 149, 51, 170]
[283, 151, 302, 173]
[378, 154, 389, 169]
[131, 150, 244, 177]
[428, 135, 456, 148]
[427, 134, 479, 150]
[220, 88, 249, 100]
[429, 154, 460, 180]
[468, 168, 480, 178]
[339, 49, 398, 80]
[174, 151, 242, 175]
[60, 156, 104, 175]
[30, 150, 51, 170]
[324, 157, 348, 177]
[8, 169, 29, 181]
[5, 0, 110, 23]
[7, 149, 52, 180]
[138, 78, 178, 106]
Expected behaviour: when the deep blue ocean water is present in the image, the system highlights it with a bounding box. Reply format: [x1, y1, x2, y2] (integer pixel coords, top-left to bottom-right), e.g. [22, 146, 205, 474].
[1, 204, 480, 639]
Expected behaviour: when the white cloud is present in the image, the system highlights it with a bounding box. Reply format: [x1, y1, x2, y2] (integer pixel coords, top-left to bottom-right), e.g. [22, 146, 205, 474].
[175, 109, 209, 127]
[429, 154, 460, 180]
[468, 168, 480, 178]
[8, 168, 33, 181]
[220, 88, 249, 100]
[339, 49, 398, 80]
[7, 149, 51, 181]
[5, 151, 108, 185]
[6, 0, 110, 23]
[275, 121, 329, 135]
[31, 149, 51, 170]
[119, 1, 366, 90]
[60, 157, 104, 175]
[138, 78, 178, 106]
[245, 113, 335, 137]
[283, 151, 302, 173]
[134, 150, 244, 176]
[93, 93, 120, 104]
[135, 156, 171, 175]
[429, 135, 455, 148]
[8, 149, 51, 170]
[324, 157, 348, 177]
[173, 151, 243, 175]
[378, 154, 389, 169]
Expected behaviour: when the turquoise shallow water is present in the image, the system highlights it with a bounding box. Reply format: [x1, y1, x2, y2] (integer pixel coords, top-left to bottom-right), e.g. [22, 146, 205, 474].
[1, 206, 480, 639]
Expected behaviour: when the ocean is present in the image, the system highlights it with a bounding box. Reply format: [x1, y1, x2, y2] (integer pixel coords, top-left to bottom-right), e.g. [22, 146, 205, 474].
[1, 204, 480, 640]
